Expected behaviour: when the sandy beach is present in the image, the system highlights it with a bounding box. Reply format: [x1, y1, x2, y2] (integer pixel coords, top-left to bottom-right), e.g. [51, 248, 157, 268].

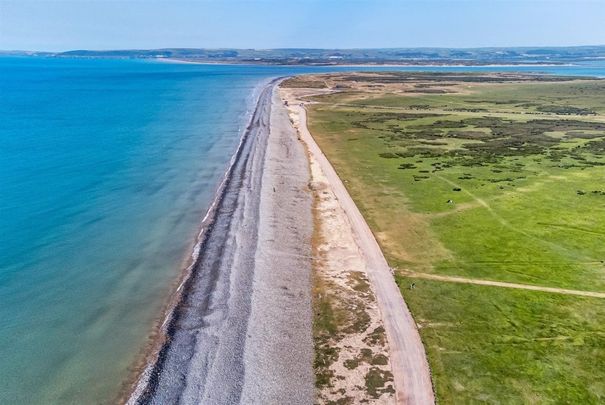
[127, 79, 315, 404]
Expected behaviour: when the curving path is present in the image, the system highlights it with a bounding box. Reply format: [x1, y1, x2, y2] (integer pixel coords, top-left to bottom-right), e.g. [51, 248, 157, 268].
[401, 271, 605, 299]
[290, 101, 435, 405]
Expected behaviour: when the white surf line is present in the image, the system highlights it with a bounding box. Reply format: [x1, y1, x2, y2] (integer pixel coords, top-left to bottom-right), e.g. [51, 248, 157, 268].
[401, 271, 605, 299]
[290, 100, 435, 405]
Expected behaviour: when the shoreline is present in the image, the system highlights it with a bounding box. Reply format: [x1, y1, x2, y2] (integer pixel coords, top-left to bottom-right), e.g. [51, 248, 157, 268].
[126, 76, 315, 404]
[124, 78, 279, 404]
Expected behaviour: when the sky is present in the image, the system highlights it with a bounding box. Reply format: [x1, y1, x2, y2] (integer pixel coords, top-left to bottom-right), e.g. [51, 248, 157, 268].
[1, 0, 604, 51]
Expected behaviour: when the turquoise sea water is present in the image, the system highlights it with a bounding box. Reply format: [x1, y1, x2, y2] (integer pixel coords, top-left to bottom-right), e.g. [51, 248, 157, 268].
[1, 57, 604, 404]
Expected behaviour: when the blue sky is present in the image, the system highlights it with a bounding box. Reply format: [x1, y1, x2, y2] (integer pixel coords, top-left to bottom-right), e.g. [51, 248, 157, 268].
[1, 0, 604, 51]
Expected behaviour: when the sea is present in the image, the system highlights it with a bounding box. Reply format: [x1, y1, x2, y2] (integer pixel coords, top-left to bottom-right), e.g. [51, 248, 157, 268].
[1, 56, 604, 404]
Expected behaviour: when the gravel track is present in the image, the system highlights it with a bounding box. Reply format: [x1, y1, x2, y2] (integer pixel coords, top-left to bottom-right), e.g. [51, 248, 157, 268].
[291, 102, 435, 405]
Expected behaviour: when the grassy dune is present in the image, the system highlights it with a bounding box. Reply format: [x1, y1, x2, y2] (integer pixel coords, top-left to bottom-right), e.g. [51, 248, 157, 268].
[290, 73, 605, 403]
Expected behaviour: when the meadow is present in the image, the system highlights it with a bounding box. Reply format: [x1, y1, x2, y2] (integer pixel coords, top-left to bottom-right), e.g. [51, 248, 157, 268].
[285, 73, 605, 403]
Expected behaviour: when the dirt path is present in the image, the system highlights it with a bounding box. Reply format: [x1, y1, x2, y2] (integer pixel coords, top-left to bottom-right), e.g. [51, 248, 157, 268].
[402, 271, 605, 299]
[435, 174, 597, 263]
[284, 95, 435, 405]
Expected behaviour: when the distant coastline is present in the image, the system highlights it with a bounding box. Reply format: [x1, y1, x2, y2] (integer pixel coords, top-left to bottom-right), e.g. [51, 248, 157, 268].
[155, 57, 572, 67]
[156, 58, 574, 68]
[3, 45, 605, 66]
[1, 54, 573, 68]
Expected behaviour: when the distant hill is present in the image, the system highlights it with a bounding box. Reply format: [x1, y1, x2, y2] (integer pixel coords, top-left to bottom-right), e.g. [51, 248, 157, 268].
[3, 46, 605, 65]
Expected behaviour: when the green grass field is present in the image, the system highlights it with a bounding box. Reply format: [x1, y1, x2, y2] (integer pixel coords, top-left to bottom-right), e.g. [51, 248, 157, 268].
[294, 73, 605, 403]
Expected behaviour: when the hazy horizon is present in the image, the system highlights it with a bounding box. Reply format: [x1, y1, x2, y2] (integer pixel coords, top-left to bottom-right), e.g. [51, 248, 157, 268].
[5, 44, 605, 53]
[1, 0, 605, 52]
